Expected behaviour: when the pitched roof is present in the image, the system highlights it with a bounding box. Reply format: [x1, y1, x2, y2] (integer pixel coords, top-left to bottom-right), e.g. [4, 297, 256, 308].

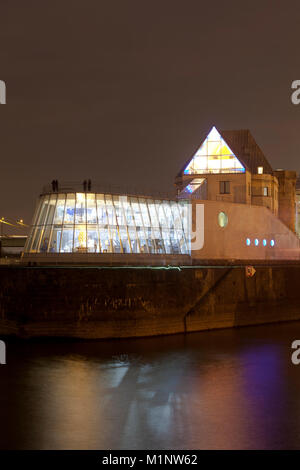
[177, 128, 274, 177]
[220, 129, 273, 175]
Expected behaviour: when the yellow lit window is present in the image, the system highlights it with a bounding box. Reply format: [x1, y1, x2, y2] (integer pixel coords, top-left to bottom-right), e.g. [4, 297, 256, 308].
[184, 127, 245, 175]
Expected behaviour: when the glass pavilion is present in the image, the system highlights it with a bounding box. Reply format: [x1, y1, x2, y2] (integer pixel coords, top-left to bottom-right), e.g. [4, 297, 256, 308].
[24, 192, 190, 256]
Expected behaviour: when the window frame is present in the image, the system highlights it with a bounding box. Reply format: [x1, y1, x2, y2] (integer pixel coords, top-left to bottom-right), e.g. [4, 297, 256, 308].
[219, 181, 230, 194]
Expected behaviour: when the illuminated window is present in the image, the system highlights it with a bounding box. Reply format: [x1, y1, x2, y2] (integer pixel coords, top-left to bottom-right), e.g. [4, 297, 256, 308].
[25, 193, 190, 256]
[218, 212, 228, 228]
[255, 238, 259, 246]
[246, 238, 251, 246]
[263, 187, 268, 196]
[184, 126, 245, 175]
[257, 166, 263, 174]
[263, 239, 267, 246]
[270, 239, 275, 247]
[179, 178, 205, 197]
[219, 181, 230, 194]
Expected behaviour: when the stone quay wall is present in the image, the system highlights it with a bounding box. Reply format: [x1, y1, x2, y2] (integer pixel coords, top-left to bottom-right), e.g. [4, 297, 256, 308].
[0, 265, 299, 339]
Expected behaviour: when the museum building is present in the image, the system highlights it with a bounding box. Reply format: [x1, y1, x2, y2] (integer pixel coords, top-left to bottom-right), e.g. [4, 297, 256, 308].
[22, 127, 300, 264]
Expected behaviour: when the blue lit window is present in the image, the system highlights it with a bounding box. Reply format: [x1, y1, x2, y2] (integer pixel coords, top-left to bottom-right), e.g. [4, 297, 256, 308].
[255, 239, 259, 246]
[263, 239, 267, 246]
[270, 239, 275, 247]
[246, 238, 251, 246]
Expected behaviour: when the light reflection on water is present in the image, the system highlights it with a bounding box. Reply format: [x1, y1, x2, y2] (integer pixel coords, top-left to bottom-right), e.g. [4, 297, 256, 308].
[0, 322, 300, 449]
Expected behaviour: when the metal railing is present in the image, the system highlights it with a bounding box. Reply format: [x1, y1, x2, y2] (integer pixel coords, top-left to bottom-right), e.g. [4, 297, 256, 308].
[41, 181, 207, 201]
[41, 181, 179, 201]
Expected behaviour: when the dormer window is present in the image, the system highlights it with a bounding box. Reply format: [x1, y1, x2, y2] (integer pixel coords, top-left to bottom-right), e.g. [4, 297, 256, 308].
[257, 166, 263, 174]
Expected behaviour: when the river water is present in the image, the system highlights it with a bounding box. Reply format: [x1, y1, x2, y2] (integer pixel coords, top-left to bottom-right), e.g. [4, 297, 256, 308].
[1, 322, 300, 450]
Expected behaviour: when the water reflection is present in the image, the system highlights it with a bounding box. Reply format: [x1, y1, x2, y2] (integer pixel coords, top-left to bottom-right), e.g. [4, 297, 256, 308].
[1, 322, 300, 449]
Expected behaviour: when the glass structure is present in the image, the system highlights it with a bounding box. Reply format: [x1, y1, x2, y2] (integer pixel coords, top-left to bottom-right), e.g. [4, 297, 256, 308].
[295, 192, 300, 237]
[24, 193, 190, 255]
[179, 178, 205, 197]
[184, 126, 245, 175]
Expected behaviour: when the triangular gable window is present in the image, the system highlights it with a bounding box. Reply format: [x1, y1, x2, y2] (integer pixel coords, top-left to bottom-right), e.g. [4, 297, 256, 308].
[184, 126, 245, 174]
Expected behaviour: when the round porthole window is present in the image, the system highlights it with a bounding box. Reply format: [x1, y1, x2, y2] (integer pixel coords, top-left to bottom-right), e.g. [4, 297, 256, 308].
[218, 211, 228, 228]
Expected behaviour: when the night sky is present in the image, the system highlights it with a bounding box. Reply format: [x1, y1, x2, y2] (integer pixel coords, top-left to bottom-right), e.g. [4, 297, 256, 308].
[0, 1, 300, 233]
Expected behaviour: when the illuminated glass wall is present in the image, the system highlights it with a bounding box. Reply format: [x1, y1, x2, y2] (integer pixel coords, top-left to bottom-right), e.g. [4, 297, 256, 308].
[184, 126, 245, 175]
[24, 193, 190, 255]
[296, 193, 300, 238]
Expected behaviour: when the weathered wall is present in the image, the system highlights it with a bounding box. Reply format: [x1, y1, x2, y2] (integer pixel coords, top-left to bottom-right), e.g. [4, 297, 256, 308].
[251, 173, 278, 215]
[274, 170, 297, 233]
[175, 171, 251, 204]
[0, 265, 300, 339]
[192, 199, 300, 260]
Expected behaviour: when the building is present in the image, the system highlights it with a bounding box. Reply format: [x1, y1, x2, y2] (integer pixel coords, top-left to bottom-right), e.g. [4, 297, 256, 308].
[22, 126, 300, 264]
[175, 126, 297, 228]
[295, 176, 300, 237]
[23, 191, 191, 265]
[0, 236, 27, 258]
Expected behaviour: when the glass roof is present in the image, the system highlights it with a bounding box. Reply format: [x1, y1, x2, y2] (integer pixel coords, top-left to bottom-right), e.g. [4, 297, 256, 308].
[184, 126, 245, 175]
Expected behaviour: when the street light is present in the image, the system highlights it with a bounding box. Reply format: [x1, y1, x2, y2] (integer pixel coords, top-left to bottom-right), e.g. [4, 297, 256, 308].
[16, 219, 29, 227]
[0, 218, 16, 228]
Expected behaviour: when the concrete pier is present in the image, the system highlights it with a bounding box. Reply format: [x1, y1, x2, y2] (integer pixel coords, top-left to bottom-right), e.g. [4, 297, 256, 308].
[0, 264, 299, 339]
